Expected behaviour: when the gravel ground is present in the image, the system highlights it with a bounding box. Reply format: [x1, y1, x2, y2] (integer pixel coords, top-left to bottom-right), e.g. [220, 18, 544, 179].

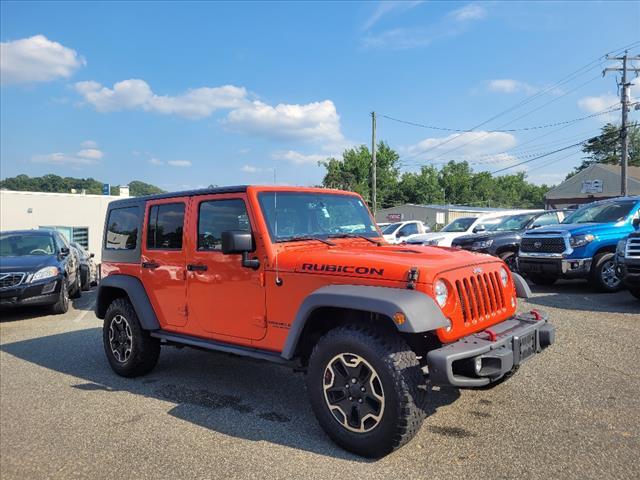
[1, 282, 638, 480]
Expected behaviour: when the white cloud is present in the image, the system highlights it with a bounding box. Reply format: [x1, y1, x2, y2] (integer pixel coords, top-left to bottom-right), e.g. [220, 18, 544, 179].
[225, 100, 345, 146]
[80, 140, 98, 148]
[32, 142, 104, 167]
[1, 35, 85, 85]
[362, 1, 423, 30]
[577, 93, 619, 114]
[270, 150, 327, 165]
[167, 160, 192, 167]
[75, 79, 248, 119]
[449, 4, 487, 22]
[487, 79, 537, 95]
[241, 165, 262, 173]
[405, 131, 517, 161]
[148, 158, 164, 166]
[77, 148, 104, 160]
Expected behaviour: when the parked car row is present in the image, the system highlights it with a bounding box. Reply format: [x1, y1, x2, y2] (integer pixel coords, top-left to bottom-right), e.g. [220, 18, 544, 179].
[0, 229, 100, 314]
[399, 196, 640, 300]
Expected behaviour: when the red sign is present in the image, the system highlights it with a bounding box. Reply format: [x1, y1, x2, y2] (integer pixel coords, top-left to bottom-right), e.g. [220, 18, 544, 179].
[387, 213, 402, 222]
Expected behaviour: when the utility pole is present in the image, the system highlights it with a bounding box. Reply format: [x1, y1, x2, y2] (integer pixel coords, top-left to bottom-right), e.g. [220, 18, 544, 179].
[603, 51, 640, 196]
[371, 111, 377, 214]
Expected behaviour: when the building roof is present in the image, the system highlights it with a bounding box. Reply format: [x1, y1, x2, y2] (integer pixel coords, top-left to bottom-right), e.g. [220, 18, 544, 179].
[545, 163, 640, 200]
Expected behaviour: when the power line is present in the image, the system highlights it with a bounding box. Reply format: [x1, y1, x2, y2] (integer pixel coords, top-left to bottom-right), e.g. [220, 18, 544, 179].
[380, 106, 619, 133]
[490, 141, 587, 174]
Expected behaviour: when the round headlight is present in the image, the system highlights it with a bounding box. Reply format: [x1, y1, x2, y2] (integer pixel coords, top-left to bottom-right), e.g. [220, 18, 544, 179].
[499, 267, 509, 287]
[434, 280, 448, 307]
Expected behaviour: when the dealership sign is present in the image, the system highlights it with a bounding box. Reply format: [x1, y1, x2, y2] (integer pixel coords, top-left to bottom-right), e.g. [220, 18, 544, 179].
[581, 179, 603, 194]
[387, 213, 403, 221]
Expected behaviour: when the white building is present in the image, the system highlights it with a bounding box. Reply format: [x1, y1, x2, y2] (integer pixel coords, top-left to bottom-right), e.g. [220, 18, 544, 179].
[0, 188, 130, 262]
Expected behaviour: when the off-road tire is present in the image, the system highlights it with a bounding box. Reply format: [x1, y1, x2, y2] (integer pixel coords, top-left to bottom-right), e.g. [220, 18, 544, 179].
[499, 251, 518, 272]
[629, 286, 640, 300]
[590, 252, 622, 293]
[103, 297, 160, 377]
[50, 278, 69, 315]
[69, 271, 82, 299]
[528, 274, 557, 286]
[306, 324, 427, 458]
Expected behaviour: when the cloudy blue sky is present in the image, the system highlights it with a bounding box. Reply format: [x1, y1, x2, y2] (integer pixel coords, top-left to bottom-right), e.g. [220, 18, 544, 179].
[1, 1, 638, 190]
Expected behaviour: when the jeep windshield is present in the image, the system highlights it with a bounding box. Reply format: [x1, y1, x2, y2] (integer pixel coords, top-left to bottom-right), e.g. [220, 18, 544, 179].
[258, 192, 379, 242]
[562, 200, 637, 224]
[0, 233, 56, 256]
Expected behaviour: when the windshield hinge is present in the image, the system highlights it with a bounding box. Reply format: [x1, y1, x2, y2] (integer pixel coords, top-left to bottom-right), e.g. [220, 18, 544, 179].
[406, 267, 420, 290]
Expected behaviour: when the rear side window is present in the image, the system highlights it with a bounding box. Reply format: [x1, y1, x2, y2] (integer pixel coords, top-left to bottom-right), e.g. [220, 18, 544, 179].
[147, 203, 185, 250]
[106, 207, 139, 250]
[198, 199, 250, 250]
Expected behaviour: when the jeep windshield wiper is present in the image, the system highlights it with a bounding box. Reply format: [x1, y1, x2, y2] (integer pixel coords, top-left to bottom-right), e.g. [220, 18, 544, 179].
[327, 233, 381, 245]
[276, 235, 335, 246]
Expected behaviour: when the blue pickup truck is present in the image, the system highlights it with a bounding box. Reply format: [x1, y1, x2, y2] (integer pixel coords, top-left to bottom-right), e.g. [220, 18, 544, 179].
[518, 196, 640, 292]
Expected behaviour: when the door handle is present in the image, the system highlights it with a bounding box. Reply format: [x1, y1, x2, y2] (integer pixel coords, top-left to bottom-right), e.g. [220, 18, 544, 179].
[187, 264, 208, 272]
[142, 262, 160, 269]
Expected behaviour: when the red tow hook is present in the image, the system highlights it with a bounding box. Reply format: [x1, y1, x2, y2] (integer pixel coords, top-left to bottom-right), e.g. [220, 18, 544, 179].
[485, 329, 497, 342]
[530, 309, 543, 321]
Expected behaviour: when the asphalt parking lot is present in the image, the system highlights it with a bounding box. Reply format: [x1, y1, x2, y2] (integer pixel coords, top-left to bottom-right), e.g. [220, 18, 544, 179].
[1, 283, 638, 480]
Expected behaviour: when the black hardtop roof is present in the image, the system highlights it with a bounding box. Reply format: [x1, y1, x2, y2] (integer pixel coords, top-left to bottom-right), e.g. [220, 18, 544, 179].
[107, 185, 249, 208]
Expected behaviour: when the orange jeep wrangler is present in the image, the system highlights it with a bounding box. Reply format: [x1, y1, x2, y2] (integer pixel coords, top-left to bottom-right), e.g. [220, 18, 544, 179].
[97, 185, 554, 457]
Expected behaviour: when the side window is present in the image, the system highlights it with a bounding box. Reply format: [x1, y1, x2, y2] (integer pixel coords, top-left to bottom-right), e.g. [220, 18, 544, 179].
[531, 212, 559, 228]
[106, 207, 139, 250]
[402, 223, 419, 236]
[147, 203, 185, 250]
[198, 199, 250, 251]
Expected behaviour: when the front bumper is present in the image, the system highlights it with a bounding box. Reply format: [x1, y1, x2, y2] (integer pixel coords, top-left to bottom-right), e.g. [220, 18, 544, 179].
[0, 277, 62, 308]
[427, 310, 555, 387]
[518, 257, 591, 279]
[616, 257, 640, 287]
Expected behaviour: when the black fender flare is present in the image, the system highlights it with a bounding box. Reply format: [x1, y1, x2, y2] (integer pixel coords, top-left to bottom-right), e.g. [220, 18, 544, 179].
[280, 285, 449, 360]
[96, 274, 160, 331]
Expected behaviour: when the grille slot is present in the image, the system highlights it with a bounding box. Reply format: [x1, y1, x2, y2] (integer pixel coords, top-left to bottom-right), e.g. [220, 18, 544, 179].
[455, 271, 506, 325]
[521, 237, 566, 254]
[626, 238, 640, 258]
[0, 273, 26, 289]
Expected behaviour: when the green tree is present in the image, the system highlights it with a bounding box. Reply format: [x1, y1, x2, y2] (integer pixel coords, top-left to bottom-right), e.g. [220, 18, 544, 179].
[320, 142, 400, 208]
[570, 122, 640, 176]
[438, 161, 475, 204]
[396, 166, 444, 204]
[0, 174, 164, 196]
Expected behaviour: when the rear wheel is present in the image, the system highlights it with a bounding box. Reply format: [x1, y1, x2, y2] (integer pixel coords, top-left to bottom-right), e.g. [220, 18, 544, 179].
[590, 253, 621, 293]
[103, 298, 160, 377]
[306, 324, 427, 458]
[69, 270, 82, 298]
[528, 274, 557, 286]
[80, 267, 91, 291]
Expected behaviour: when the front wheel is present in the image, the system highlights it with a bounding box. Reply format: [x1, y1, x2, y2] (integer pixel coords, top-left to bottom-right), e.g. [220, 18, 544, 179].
[590, 253, 622, 293]
[306, 324, 427, 458]
[50, 278, 69, 315]
[499, 251, 518, 272]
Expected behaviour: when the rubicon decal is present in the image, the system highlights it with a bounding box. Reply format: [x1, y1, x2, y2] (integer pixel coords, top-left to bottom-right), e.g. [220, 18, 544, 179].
[301, 263, 385, 276]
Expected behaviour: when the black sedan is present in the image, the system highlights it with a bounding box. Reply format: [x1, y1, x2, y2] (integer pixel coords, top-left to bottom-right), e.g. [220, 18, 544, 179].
[0, 229, 82, 314]
[450, 210, 569, 271]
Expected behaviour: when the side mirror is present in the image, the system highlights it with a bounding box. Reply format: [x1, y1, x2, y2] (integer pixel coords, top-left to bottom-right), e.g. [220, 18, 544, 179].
[60, 247, 70, 257]
[473, 225, 486, 233]
[396, 231, 403, 238]
[529, 224, 540, 230]
[89, 253, 95, 258]
[221, 230, 260, 270]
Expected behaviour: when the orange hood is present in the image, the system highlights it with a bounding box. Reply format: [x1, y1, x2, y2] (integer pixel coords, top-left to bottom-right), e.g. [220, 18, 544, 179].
[269, 239, 502, 285]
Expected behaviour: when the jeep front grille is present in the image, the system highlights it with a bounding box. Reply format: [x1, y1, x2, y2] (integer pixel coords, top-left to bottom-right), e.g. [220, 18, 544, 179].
[0, 272, 26, 289]
[521, 237, 566, 254]
[626, 237, 640, 258]
[455, 271, 506, 325]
